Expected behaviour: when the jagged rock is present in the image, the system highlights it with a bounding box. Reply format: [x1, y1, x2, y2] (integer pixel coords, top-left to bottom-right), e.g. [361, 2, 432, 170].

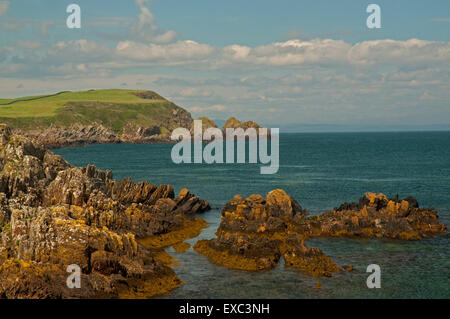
[195, 189, 339, 277]
[189, 117, 219, 136]
[194, 233, 281, 271]
[17, 113, 270, 148]
[173, 188, 210, 215]
[20, 104, 193, 148]
[0, 204, 182, 299]
[221, 117, 270, 138]
[343, 265, 353, 272]
[0, 124, 11, 145]
[307, 192, 447, 240]
[280, 234, 339, 277]
[218, 189, 306, 234]
[195, 189, 447, 278]
[24, 123, 120, 149]
[0, 125, 210, 298]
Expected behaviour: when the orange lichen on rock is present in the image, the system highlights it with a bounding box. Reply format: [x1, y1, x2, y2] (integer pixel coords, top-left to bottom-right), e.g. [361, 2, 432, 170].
[152, 249, 180, 267]
[117, 273, 183, 299]
[172, 242, 191, 253]
[194, 239, 279, 271]
[306, 192, 447, 240]
[194, 190, 339, 277]
[0, 125, 210, 298]
[138, 217, 207, 249]
[280, 236, 340, 277]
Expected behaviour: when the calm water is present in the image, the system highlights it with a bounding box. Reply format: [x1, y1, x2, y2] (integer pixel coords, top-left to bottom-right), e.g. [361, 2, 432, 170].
[53, 132, 450, 299]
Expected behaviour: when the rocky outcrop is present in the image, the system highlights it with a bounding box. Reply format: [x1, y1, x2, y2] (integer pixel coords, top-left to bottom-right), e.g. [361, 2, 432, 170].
[0, 125, 210, 298]
[2, 89, 270, 148]
[189, 116, 219, 136]
[120, 107, 193, 144]
[23, 119, 183, 148]
[221, 117, 270, 138]
[305, 192, 447, 240]
[19, 115, 268, 148]
[194, 189, 340, 277]
[24, 123, 120, 149]
[7, 89, 196, 148]
[222, 117, 260, 131]
[195, 189, 447, 277]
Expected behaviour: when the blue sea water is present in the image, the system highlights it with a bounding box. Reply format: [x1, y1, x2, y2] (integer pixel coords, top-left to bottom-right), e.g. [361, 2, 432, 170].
[53, 132, 450, 299]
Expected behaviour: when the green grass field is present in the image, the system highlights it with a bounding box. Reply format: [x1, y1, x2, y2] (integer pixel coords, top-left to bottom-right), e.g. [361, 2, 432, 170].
[0, 89, 187, 133]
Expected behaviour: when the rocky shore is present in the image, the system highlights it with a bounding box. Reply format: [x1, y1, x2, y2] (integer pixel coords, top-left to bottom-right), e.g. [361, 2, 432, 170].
[1, 90, 272, 148]
[304, 192, 447, 240]
[21, 122, 174, 149]
[194, 190, 340, 277]
[0, 124, 210, 298]
[18, 116, 270, 149]
[194, 190, 447, 277]
[0, 121, 447, 298]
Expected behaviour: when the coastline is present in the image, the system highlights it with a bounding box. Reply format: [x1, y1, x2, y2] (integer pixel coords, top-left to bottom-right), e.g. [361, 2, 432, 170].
[0, 125, 211, 298]
[0, 126, 448, 299]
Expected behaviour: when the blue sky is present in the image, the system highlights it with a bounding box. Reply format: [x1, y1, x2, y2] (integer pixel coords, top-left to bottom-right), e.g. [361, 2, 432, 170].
[3, 0, 450, 45]
[1, 0, 449, 130]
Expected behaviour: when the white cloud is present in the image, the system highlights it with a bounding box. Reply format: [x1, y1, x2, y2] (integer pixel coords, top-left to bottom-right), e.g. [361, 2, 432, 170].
[0, 1, 9, 15]
[40, 21, 54, 37]
[129, 0, 178, 43]
[15, 40, 43, 49]
[111, 38, 450, 69]
[189, 104, 227, 113]
[115, 40, 215, 62]
[177, 87, 214, 98]
[247, 39, 351, 66]
[284, 29, 309, 41]
[420, 91, 435, 101]
[224, 45, 251, 60]
[348, 39, 450, 66]
[47, 40, 113, 63]
[1, 0, 449, 128]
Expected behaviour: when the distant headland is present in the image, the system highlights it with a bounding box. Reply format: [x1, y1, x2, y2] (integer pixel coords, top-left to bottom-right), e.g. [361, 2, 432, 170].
[0, 89, 267, 148]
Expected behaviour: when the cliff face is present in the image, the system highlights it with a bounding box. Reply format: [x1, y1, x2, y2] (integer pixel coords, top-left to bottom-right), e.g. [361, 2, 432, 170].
[0, 124, 210, 298]
[0, 90, 194, 148]
[22, 106, 193, 148]
[1, 90, 272, 148]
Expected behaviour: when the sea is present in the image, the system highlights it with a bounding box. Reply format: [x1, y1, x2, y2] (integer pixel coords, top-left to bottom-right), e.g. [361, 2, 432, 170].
[53, 131, 450, 299]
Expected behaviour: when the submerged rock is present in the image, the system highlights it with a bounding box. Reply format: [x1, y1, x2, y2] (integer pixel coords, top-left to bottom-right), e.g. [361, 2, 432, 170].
[0, 125, 210, 299]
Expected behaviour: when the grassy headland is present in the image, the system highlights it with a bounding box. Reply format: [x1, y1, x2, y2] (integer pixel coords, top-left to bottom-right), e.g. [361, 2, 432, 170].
[0, 89, 190, 134]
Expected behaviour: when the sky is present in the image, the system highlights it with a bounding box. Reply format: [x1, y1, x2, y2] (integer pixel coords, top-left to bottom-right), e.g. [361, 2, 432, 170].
[0, 0, 449, 131]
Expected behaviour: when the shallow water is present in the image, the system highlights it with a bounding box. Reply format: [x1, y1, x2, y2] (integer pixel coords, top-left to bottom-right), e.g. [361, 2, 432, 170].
[54, 131, 450, 298]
